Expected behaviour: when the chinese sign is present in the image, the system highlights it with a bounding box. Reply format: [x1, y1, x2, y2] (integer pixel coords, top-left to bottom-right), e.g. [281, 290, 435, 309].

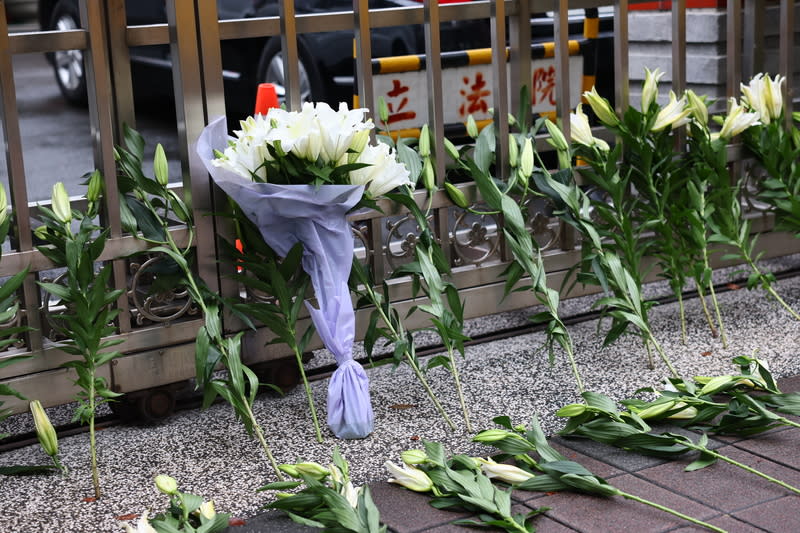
[372, 56, 584, 132]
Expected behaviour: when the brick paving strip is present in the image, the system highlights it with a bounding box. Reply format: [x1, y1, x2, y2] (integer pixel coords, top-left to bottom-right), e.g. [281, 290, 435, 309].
[234, 375, 800, 532]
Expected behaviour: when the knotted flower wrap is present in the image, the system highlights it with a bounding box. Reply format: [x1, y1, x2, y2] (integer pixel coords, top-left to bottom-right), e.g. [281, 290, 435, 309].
[196, 116, 373, 439]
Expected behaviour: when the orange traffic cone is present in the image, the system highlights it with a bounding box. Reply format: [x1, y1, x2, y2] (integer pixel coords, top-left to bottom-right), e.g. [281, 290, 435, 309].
[254, 83, 279, 115]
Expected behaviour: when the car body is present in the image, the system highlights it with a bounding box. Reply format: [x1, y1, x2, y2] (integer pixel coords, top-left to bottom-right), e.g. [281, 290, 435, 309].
[38, 0, 612, 117]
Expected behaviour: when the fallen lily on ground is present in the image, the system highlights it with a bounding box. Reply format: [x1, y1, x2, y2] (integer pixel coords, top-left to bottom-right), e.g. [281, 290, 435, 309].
[473, 416, 725, 532]
[623, 355, 800, 436]
[261, 447, 386, 532]
[387, 440, 548, 532]
[557, 390, 800, 495]
[122, 475, 229, 533]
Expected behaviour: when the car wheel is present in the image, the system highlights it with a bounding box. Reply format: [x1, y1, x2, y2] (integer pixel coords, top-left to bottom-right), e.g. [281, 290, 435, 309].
[49, 0, 88, 106]
[256, 39, 322, 106]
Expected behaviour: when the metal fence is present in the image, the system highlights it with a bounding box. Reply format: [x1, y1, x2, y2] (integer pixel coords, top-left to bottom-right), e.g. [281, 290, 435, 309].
[0, 0, 798, 416]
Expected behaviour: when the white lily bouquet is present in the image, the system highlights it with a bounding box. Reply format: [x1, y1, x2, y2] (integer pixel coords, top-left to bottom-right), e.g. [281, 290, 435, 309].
[196, 103, 412, 439]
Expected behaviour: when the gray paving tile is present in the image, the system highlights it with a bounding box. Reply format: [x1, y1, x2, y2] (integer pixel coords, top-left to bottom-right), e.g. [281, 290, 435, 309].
[554, 436, 671, 472]
[222, 510, 316, 532]
[529, 474, 717, 532]
[369, 482, 470, 533]
[669, 514, 768, 533]
[635, 444, 799, 513]
[729, 427, 800, 470]
[732, 496, 800, 532]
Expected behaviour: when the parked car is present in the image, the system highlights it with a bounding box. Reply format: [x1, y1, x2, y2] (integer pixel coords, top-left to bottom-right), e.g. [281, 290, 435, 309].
[38, 0, 612, 117]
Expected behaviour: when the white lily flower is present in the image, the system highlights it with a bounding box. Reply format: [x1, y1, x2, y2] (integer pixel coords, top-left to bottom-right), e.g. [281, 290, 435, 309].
[478, 458, 534, 484]
[315, 102, 373, 163]
[741, 73, 784, 124]
[350, 143, 412, 198]
[51, 182, 72, 224]
[569, 104, 610, 152]
[718, 97, 761, 140]
[342, 481, 361, 508]
[651, 91, 691, 132]
[198, 500, 216, 520]
[385, 461, 434, 492]
[641, 67, 664, 112]
[123, 511, 157, 533]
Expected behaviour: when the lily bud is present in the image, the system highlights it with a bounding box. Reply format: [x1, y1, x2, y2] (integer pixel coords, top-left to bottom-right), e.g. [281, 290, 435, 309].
[666, 402, 698, 420]
[401, 449, 429, 465]
[583, 86, 619, 127]
[699, 375, 734, 396]
[422, 157, 435, 191]
[377, 97, 390, 125]
[278, 464, 300, 478]
[466, 115, 479, 139]
[544, 120, 569, 152]
[473, 429, 514, 443]
[198, 500, 216, 520]
[636, 401, 676, 420]
[478, 458, 534, 484]
[154, 144, 169, 186]
[507, 134, 519, 168]
[154, 474, 178, 495]
[445, 182, 469, 209]
[86, 170, 103, 204]
[418, 124, 431, 157]
[294, 462, 330, 480]
[0, 183, 7, 227]
[556, 403, 587, 417]
[443, 138, 460, 161]
[385, 461, 433, 492]
[519, 137, 534, 178]
[51, 182, 72, 224]
[341, 481, 360, 508]
[685, 90, 708, 128]
[30, 400, 58, 458]
[350, 128, 370, 155]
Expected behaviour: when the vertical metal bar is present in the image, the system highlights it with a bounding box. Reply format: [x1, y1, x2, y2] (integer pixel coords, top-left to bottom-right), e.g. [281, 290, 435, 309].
[278, 0, 301, 110]
[105, 0, 135, 135]
[423, 0, 451, 266]
[353, 0, 374, 116]
[726, 0, 742, 98]
[671, 0, 686, 96]
[614, 0, 630, 112]
[165, 0, 220, 294]
[779, 0, 795, 122]
[490, 0, 509, 178]
[554, 0, 570, 140]
[554, 0, 574, 252]
[80, 0, 132, 331]
[0, 1, 41, 350]
[742, 0, 765, 79]
[195, 0, 240, 311]
[509, 0, 532, 124]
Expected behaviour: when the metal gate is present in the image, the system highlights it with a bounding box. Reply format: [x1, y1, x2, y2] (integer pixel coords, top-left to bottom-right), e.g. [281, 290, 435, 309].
[0, 0, 798, 415]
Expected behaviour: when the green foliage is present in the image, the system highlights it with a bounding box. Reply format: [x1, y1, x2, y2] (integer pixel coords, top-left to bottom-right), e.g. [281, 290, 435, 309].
[262, 448, 386, 533]
[35, 175, 125, 498]
[116, 125, 283, 478]
[142, 478, 230, 533]
[390, 440, 546, 533]
[474, 416, 724, 532]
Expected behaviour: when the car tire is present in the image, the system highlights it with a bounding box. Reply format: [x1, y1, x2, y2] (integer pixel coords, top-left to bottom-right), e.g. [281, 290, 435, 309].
[256, 38, 322, 106]
[49, 0, 88, 106]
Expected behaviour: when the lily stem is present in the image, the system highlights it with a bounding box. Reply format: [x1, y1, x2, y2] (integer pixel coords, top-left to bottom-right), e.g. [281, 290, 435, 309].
[617, 490, 726, 532]
[685, 442, 800, 495]
[292, 345, 323, 443]
[446, 345, 472, 432]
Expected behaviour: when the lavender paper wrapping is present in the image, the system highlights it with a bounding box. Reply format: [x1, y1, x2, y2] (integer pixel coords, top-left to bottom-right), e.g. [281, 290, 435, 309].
[196, 116, 373, 439]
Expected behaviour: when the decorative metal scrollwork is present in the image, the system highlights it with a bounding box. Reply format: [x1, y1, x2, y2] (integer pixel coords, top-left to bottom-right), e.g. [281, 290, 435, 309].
[452, 206, 500, 266]
[128, 254, 196, 326]
[741, 161, 772, 214]
[385, 213, 426, 271]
